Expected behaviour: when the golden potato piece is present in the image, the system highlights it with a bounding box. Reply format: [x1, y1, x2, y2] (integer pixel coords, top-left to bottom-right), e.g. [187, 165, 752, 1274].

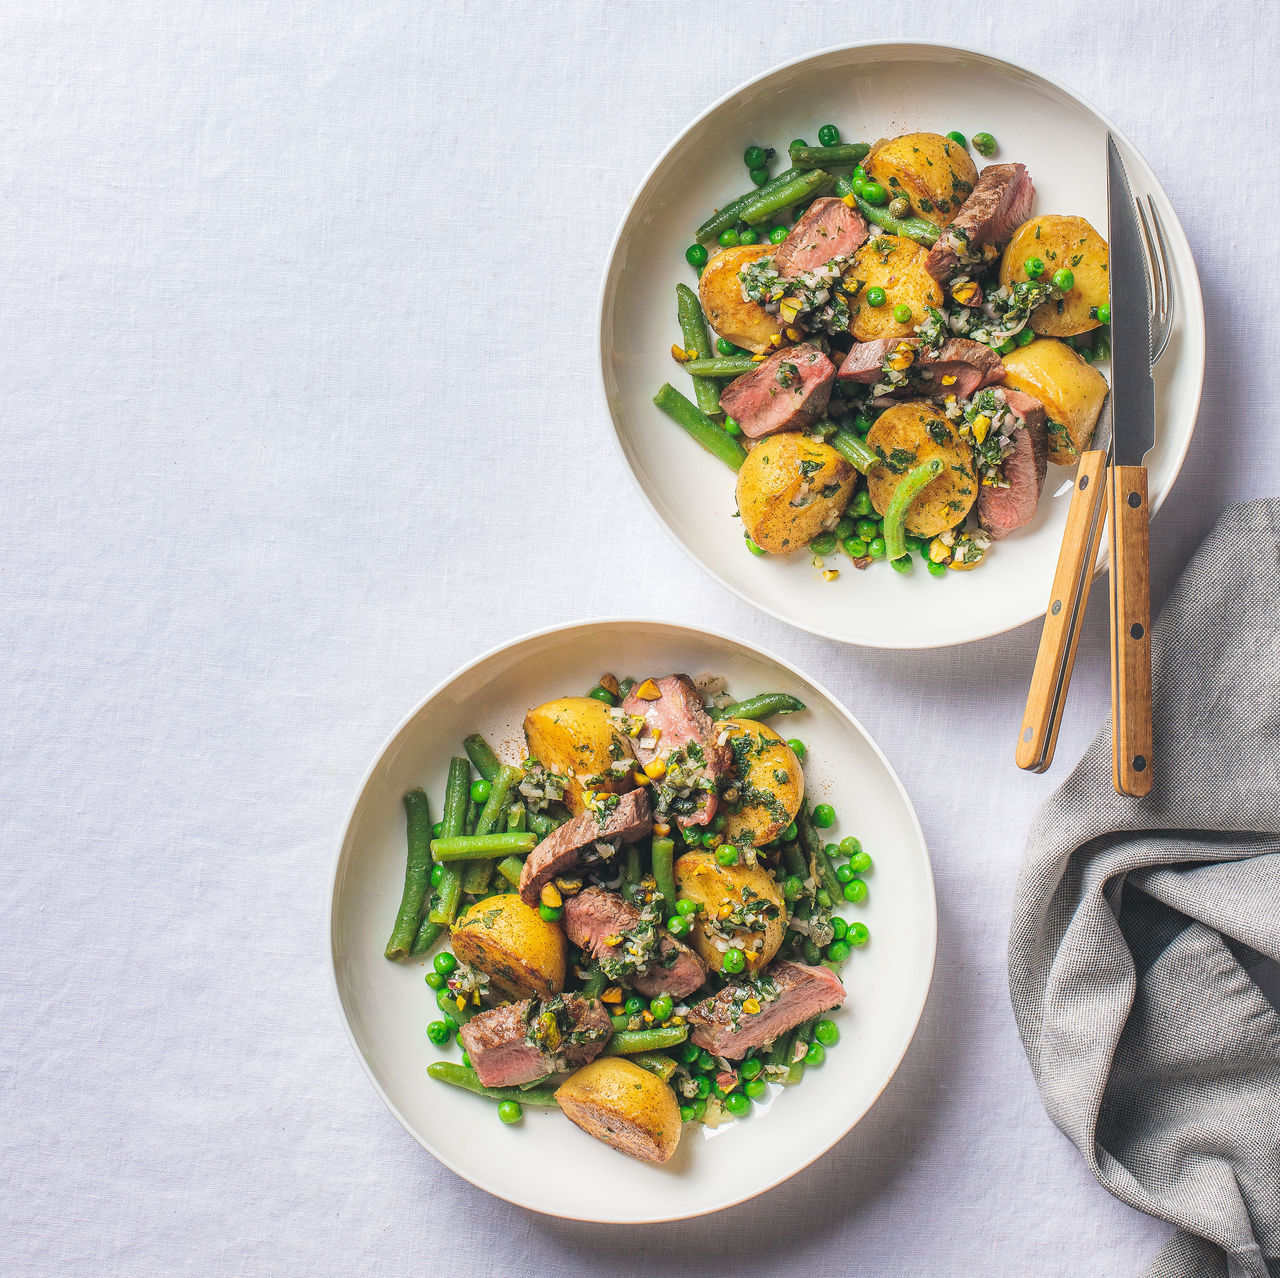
[674, 848, 788, 972]
[846, 235, 944, 341]
[698, 244, 783, 354]
[864, 133, 978, 227]
[735, 433, 856, 555]
[451, 894, 566, 999]
[1000, 215, 1109, 336]
[1001, 338, 1110, 464]
[555, 1058, 682, 1164]
[865, 401, 977, 537]
[718, 718, 804, 847]
[524, 696, 635, 814]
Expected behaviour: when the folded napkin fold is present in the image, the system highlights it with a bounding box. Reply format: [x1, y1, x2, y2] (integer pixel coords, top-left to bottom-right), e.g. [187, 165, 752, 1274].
[1009, 500, 1280, 1278]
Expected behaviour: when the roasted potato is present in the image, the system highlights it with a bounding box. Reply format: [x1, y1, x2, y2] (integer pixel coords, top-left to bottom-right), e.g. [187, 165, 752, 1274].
[451, 894, 566, 999]
[674, 848, 788, 972]
[718, 718, 804, 847]
[698, 243, 783, 354]
[999, 215, 1109, 336]
[864, 133, 978, 228]
[524, 696, 635, 814]
[555, 1058, 682, 1164]
[846, 235, 944, 341]
[1001, 338, 1110, 464]
[865, 401, 978, 537]
[735, 432, 855, 555]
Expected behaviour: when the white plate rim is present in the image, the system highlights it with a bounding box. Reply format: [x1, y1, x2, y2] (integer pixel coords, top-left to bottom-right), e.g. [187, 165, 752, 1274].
[327, 616, 937, 1221]
[596, 39, 1206, 649]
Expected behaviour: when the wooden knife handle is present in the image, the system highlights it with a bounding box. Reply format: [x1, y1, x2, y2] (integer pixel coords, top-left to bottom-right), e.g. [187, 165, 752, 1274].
[1016, 450, 1109, 772]
[1109, 464, 1153, 795]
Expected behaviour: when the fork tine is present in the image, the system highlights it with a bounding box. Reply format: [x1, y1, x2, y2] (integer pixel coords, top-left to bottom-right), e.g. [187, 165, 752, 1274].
[1135, 196, 1174, 366]
[1146, 196, 1175, 364]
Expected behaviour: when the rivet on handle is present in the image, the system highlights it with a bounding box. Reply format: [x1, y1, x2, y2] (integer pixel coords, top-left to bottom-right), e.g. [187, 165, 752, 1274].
[1132, 755, 1147, 772]
[1127, 491, 1142, 508]
[1051, 600, 1062, 616]
[1130, 623, 1144, 640]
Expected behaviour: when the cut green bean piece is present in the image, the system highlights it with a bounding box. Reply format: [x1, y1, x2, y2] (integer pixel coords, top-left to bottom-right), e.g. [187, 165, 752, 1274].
[629, 1052, 679, 1082]
[696, 166, 804, 242]
[682, 355, 758, 378]
[676, 283, 722, 417]
[831, 428, 880, 474]
[604, 1026, 689, 1055]
[714, 692, 805, 721]
[427, 1062, 558, 1107]
[581, 964, 607, 999]
[624, 844, 641, 886]
[788, 142, 870, 169]
[528, 810, 557, 839]
[741, 168, 833, 226]
[653, 384, 747, 471]
[651, 836, 677, 915]
[384, 788, 434, 961]
[463, 734, 502, 783]
[431, 833, 537, 862]
[883, 458, 943, 561]
[410, 918, 442, 956]
[845, 185, 939, 245]
[429, 757, 471, 926]
[475, 766, 522, 836]
[786, 1016, 819, 1085]
[495, 855, 525, 888]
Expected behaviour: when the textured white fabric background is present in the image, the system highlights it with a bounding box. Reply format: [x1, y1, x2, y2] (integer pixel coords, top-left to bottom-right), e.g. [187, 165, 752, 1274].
[2, 3, 1276, 1275]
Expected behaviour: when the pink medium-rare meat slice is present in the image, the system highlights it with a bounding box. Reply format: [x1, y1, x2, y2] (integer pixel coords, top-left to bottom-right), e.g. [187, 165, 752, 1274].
[459, 995, 613, 1088]
[718, 343, 834, 439]
[842, 337, 1004, 401]
[836, 338, 898, 383]
[926, 162, 1036, 282]
[518, 788, 653, 905]
[977, 390, 1049, 541]
[622, 674, 732, 828]
[772, 197, 869, 279]
[687, 960, 846, 1059]
[562, 886, 707, 998]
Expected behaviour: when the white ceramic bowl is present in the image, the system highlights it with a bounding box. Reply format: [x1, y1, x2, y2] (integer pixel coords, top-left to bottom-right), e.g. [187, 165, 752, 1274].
[599, 42, 1205, 648]
[330, 620, 935, 1221]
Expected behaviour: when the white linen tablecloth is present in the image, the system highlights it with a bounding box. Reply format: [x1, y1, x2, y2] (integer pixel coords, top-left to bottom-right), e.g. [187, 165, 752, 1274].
[2, 3, 1275, 1274]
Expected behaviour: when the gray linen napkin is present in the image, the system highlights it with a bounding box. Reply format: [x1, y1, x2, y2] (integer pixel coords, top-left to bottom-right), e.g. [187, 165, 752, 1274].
[1008, 499, 1280, 1278]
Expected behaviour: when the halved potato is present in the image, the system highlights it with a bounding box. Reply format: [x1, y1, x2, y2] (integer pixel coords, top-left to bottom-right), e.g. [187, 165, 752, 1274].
[556, 1058, 682, 1164]
[999, 215, 1109, 336]
[865, 401, 977, 537]
[1001, 338, 1110, 464]
[674, 848, 788, 971]
[698, 243, 783, 354]
[451, 894, 566, 999]
[864, 133, 978, 227]
[718, 718, 804, 846]
[524, 696, 635, 814]
[846, 236, 944, 341]
[735, 433, 855, 555]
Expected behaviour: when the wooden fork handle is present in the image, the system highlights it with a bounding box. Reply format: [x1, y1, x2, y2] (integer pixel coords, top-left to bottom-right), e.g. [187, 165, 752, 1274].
[1016, 449, 1110, 772]
[1109, 464, 1153, 795]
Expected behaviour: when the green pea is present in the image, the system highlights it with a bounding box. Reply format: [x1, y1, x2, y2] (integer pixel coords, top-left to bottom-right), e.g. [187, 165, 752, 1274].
[697, 1050, 716, 1072]
[853, 414, 874, 437]
[739, 227, 760, 245]
[539, 903, 562, 922]
[426, 1020, 452, 1046]
[431, 822, 443, 839]
[724, 417, 743, 437]
[679, 1104, 697, 1123]
[497, 1100, 523, 1125]
[998, 337, 1016, 355]
[430, 863, 443, 887]
[1017, 327, 1036, 346]
[815, 888, 832, 911]
[842, 536, 868, 559]
[470, 779, 490, 805]
[903, 536, 923, 556]
[745, 535, 767, 557]
[861, 181, 888, 206]
[716, 337, 739, 356]
[783, 874, 804, 901]
[833, 862, 854, 884]
[694, 1075, 712, 1099]
[689, 1098, 707, 1120]
[843, 878, 868, 904]
[812, 803, 835, 829]
[834, 516, 854, 539]
[865, 285, 887, 308]
[852, 165, 868, 186]
[837, 836, 860, 858]
[848, 851, 873, 875]
[460, 1052, 470, 1069]
[809, 532, 837, 555]
[817, 123, 840, 146]
[892, 302, 913, 323]
[769, 224, 790, 244]
[743, 144, 767, 169]
[1095, 303, 1111, 324]
[724, 1091, 751, 1116]
[1052, 267, 1075, 292]
[723, 947, 746, 974]
[588, 684, 617, 706]
[855, 517, 878, 540]
[718, 228, 740, 248]
[945, 130, 968, 149]
[786, 738, 806, 760]
[1024, 256, 1045, 280]
[744, 1077, 767, 1100]
[890, 554, 912, 574]
[814, 1019, 839, 1047]
[712, 813, 728, 833]
[621, 996, 642, 1015]
[667, 914, 693, 938]
[650, 995, 674, 1022]
[829, 916, 848, 941]
[804, 1041, 826, 1067]
[739, 1056, 762, 1080]
[676, 897, 700, 917]
[790, 138, 808, 149]
[434, 951, 457, 975]
[972, 132, 997, 156]
[782, 821, 798, 842]
[868, 537, 887, 560]
[715, 845, 739, 867]
[424, 971, 444, 990]
[852, 489, 874, 517]
[802, 937, 822, 964]
[679, 1040, 701, 1064]
[927, 560, 948, 578]
[827, 939, 852, 962]
[748, 166, 770, 187]
[685, 243, 708, 269]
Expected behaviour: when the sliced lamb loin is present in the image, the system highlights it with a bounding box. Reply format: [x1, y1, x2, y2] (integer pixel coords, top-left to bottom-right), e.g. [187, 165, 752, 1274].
[686, 959, 846, 1060]
[518, 788, 653, 906]
[622, 673, 731, 828]
[836, 337, 900, 383]
[926, 162, 1036, 282]
[718, 343, 834, 440]
[562, 886, 707, 998]
[977, 389, 1049, 540]
[772, 197, 869, 279]
[459, 994, 613, 1088]
[841, 336, 1004, 402]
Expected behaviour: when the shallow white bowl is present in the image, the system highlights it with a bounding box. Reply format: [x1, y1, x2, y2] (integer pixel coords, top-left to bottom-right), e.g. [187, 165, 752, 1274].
[599, 42, 1205, 648]
[330, 619, 935, 1221]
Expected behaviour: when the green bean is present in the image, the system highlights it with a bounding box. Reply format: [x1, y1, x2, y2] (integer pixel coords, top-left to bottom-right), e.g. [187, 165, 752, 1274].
[384, 789, 434, 961]
[782, 842, 807, 880]
[409, 918, 442, 956]
[463, 734, 502, 783]
[495, 855, 525, 888]
[651, 836, 678, 915]
[696, 166, 804, 242]
[787, 1018, 818, 1084]
[788, 142, 869, 170]
[797, 803, 840, 900]
[624, 843, 642, 886]
[741, 168, 833, 226]
[830, 428, 880, 474]
[434, 989, 478, 1027]
[883, 458, 943, 562]
[463, 766, 522, 893]
[428, 758, 472, 926]
[682, 355, 758, 378]
[676, 284, 722, 417]
[580, 964, 607, 999]
[653, 384, 747, 471]
[431, 833, 537, 862]
[714, 692, 805, 721]
[463, 798, 479, 836]
[506, 804, 527, 833]
[629, 1052, 679, 1082]
[765, 1032, 793, 1068]
[844, 185, 939, 246]
[604, 1026, 689, 1055]
[528, 811, 557, 839]
[427, 1062, 558, 1107]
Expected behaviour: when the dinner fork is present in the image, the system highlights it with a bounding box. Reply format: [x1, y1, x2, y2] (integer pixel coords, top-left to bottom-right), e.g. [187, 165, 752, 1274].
[1015, 194, 1174, 774]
